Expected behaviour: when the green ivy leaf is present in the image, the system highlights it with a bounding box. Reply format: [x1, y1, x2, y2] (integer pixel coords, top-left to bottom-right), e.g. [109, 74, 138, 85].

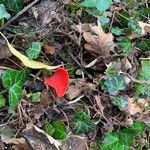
[9, 80, 23, 112]
[117, 37, 132, 53]
[112, 96, 128, 110]
[2, 69, 30, 112]
[26, 42, 43, 60]
[101, 121, 145, 150]
[52, 120, 67, 140]
[71, 110, 96, 134]
[31, 92, 41, 103]
[101, 75, 126, 95]
[0, 4, 10, 20]
[111, 27, 124, 36]
[43, 121, 55, 136]
[135, 60, 150, 97]
[2, 69, 29, 89]
[81, 0, 112, 13]
[0, 94, 5, 108]
[136, 40, 150, 51]
[5, 0, 24, 13]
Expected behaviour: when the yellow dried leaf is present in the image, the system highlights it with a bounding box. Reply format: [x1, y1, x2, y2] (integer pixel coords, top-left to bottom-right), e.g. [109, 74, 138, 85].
[0, 32, 60, 70]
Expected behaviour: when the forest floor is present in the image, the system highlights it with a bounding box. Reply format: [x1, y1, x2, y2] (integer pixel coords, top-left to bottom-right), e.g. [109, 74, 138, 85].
[0, 0, 150, 150]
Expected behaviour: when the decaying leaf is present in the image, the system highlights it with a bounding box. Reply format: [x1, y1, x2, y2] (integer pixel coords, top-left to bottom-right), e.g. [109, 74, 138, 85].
[138, 21, 150, 35]
[76, 23, 115, 59]
[125, 97, 142, 115]
[61, 136, 88, 150]
[22, 123, 61, 150]
[0, 32, 60, 70]
[5, 138, 29, 150]
[0, 41, 12, 59]
[43, 43, 56, 54]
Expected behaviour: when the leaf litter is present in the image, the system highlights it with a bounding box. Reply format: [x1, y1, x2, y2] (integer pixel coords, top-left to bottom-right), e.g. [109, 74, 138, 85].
[0, 0, 150, 149]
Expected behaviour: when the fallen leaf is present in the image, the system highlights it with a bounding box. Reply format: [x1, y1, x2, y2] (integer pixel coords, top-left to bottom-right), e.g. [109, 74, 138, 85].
[138, 114, 150, 124]
[6, 138, 29, 150]
[22, 123, 61, 150]
[126, 97, 142, 115]
[138, 21, 150, 35]
[43, 43, 56, 54]
[76, 23, 115, 58]
[44, 68, 69, 97]
[61, 135, 88, 150]
[0, 32, 60, 70]
[0, 40, 12, 59]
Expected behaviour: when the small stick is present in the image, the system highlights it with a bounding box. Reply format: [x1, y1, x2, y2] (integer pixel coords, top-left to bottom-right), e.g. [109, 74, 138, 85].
[67, 49, 93, 79]
[0, 0, 40, 31]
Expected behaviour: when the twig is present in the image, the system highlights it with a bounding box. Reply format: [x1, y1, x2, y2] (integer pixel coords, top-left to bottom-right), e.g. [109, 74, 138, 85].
[0, 0, 40, 31]
[67, 49, 93, 79]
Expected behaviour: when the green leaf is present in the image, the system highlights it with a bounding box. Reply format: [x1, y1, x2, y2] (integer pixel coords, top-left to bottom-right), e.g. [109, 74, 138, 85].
[52, 120, 67, 140]
[2, 69, 29, 89]
[136, 40, 150, 51]
[98, 16, 110, 26]
[26, 42, 43, 60]
[0, 94, 5, 108]
[81, 0, 112, 13]
[130, 121, 145, 134]
[31, 92, 41, 103]
[2, 69, 30, 112]
[135, 60, 150, 97]
[117, 37, 132, 53]
[9, 81, 23, 112]
[5, 0, 24, 13]
[0, 4, 10, 20]
[43, 121, 55, 136]
[101, 75, 126, 95]
[71, 110, 96, 134]
[128, 20, 141, 33]
[112, 96, 128, 110]
[111, 27, 124, 36]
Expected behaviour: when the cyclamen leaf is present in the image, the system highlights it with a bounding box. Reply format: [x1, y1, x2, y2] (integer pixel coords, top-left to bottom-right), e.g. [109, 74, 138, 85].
[111, 27, 124, 36]
[101, 75, 126, 95]
[26, 42, 43, 60]
[52, 120, 67, 140]
[0, 4, 10, 20]
[81, 0, 112, 13]
[128, 20, 141, 33]
[9, 81, 23, 112]
[5, 0, 24, 13]
[0, 94, 5, 108]
[117, 37, 132, 53]
[0, 32, 60, 70]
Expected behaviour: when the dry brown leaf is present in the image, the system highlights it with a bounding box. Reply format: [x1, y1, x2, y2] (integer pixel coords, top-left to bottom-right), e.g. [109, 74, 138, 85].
[76, 23, 114, 58]
[126, 97, 142, 115]
[43, 43, 56, 54]
[0, 41, 12, 59]
[6, 138, 29, 150]
[138, 114, 150, 124]
[138, 21, 150, 35]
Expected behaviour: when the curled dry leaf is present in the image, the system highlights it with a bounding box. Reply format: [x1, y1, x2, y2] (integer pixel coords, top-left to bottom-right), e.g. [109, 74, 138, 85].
[43, 43, 56, 54]
[76, 23, 115, 59]
[22, 123, 61, 150]
[125, 97, 142, 115]
[138, 21, 150, 35]
[0, 40, 12, 59]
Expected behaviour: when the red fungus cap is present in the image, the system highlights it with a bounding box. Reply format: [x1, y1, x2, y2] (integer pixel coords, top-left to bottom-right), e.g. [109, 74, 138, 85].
[44, 68, 69, 97]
